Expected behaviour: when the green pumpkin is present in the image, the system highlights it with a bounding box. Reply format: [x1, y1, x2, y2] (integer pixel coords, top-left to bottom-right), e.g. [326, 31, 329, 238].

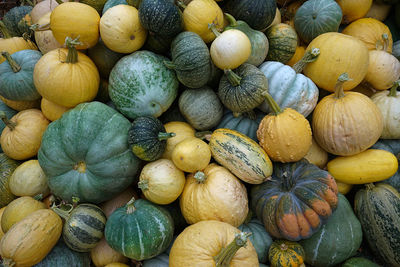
[109, 50, 179, 119]
[34, 240, 91, 267]
[0, 50, 42, 101]
[394, 40, 400, 60]
[143, 33, 174, 55]
[138, 0, 183, 37]
[102, 0, 128, 14]
[224, 13, 269, 66]
[294, 0, 342, 44]
[0, 100, 17, 153]
[0, 153, 18, 208]
[142, 235, 175, 267]
[128, 116, 175, 161]
[300, 194, 363, 267]
[164, 31, 211, 88]
[105, 198, 174, 261]
[218, 63, 268, 113]
[223, 0, 277, 31]
[354, 183, 400, 267]
[342, 257, 381, 267]
[2, 5, 32, 37]
[179, 87, 223, 130]
[265, 23, 298, 64]
[38, 101, 141, 204]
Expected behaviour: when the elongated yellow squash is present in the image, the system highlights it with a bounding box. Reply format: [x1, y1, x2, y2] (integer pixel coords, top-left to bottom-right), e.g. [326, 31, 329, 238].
[327, 149, 398, 184]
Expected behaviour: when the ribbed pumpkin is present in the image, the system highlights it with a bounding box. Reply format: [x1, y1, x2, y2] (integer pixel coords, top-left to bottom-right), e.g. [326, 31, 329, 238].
[342, 257, 381, 267]
[257, 93, 312, 163]
[265, 23, 298, 64]
[0, 154, 18, 208]
[312, 73, 383, 156]
[91, 238, 128, 267]
[251, 159, 339, 241]
[172, 136, 211, 173]
[33, 37, 100, 108]
[336, 0, 373, 24]
[161, 121, 195, 160]
[40, 98, 71, 122]
[103, 0, 129, 14]
[2, 5, 32, 37]
[50, 2, 100, 49]
[34, 11, 62, 55]
[269, 240, 305, 267]
[0, 207, 5, 240]
[286, 45, 305, 66]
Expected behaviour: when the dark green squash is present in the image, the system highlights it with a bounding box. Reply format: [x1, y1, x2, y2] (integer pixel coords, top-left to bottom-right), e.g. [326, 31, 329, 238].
[95, 79, 110, 103]
[143, 33, 174, 55]
[104, 198, 174, 261]
[394, 40, 400, 60]
[342, 257, 381, 267]
[163, 201, 188, 235]
[142, 236, 176, 267]
[179, 87, 223, 130]
[128, 116, 175, 161]
[265, 23, 298, 64]
[206, 60, 223, 88]
[164, 31, 211, 88]
[0, 153, 18, 208]
[138, 0, 183, 38]
[294, 0, 342, 43]
[2, 5, 33, 37]
[223, 0, 277, 31]
[354, 183, 400, 267]
[34, 240, 91, 267]
[102, 0, 128, 14]
[299, 194, 363, 267]
[0, 100, 17, 153]
[0, 50, 42, 101]
[218, 63, 268, 113]
[38, 101, 141, 204]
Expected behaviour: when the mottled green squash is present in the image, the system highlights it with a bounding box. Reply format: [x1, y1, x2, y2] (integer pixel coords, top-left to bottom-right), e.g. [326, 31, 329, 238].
[265, 23, 298, 64]
[2, 6, 33, 37]
[142, 33, 173, 55]
[0, 153, 18, 208]
[88, 39, 124, 79]
[342, 257, 380, 267]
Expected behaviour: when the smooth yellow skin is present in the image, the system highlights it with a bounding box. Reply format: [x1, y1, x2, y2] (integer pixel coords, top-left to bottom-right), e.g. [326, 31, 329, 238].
[162, 122, 196, 160]
[104, 263, 130, 267]
[304, 137, 328, 169]
[0, 38, 37, 64]
[327, 149, 398, 184]
[41, 98, 70, 121]
[172, 137, 211, 173]
[336, 180, 353, 195]
[336, 0, 372, 24]
[0, 96, 40, 111]
[91, 238, 128, 267]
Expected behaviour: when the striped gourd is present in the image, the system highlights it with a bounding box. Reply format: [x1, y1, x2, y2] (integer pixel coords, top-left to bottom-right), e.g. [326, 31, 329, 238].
[209, 128, 273, 184]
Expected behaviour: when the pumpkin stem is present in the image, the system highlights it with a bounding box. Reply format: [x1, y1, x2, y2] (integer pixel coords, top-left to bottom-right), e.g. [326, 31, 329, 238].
[280, 243, 288, 251]
[1, 258, 16, 267]
[65, 36, 82, 64]
[0, 21, 12, 39]
[225, 69, 242, 86]
[366, 183, 375, 190]
[213, 232, 252, 267]
[138, 180, 149, 191]
[194, 171, 207, 183]
[194, 131, 212, 140]
[31, 22, 51, 32]
[224, 13, 238, 27]
[158, 132, 176, 140]
[176, 0, 187, 9]
[208, 23, 221, 38]
[1, 51, 21, 73]
[0, 111, 17, 131]
[388, 80, 400, 97]
[333, 73, 352, 99]
[163, 61, 176, 69]
[126, 197, 137, 214]
[262, 91, 282, 115]
[51, 203, 74, 221]
[292, 48, 320, 73]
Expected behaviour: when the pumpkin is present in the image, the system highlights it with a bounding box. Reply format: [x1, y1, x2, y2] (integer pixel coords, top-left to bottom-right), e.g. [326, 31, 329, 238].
[9, 159, 49, 197]
[265, 23, 298, 64]
[270, 8, 282, 27]
[351, 82, 375, 97]
[91, 238, 129, 267]
[299, 194, 363, 267]
[2, 5, 33, 37]
[0, 109, 49, 160]
[169, 220, 258, 266]
[209, 128, 273, 184]
[337, 181, 354, 195]
[143, 254, 169, 267]
[294, 0, 342, 43]
[40, 98, 71, 122]
[100, 5, 147, 54]
[180, 163, 249, 227]
[103, 0, 129, 14]
[0, 95, 40, 111]
[50, 2, 100, 49]
[251, 159, 339, 241]
[100, 187, 138, 218]
[312, 73, 383, 156]
[354, 183, 400, 267]
[0, 209, 62, 267]
[38, 101, 141, 204]
[269, 240, 305, 267]
[257, 93, 312, 163]
[179, 0, 225, 43]
[286, 45, 305, 67]
[0, 50, 42, 101]
[342, 257, 381, 267]
[179, 87, 223, 130]
[31, 0, 60, 24]
[80, 0, 108, 13]
[171, 136, 211, 173]
[138, 159, 186, 205]
[304, 137, 329, 169]
[336, 0, 373, 24]
[105, 198, 174, 261]
[365, 2, 391, 21]
[161, 121, 195, 160]
[109, 50, 178, 119]
[128, 116, 175, 161]
[34, 12, 63, 54]
[0, 100, 17, 152]
[0, 154, 18, 208]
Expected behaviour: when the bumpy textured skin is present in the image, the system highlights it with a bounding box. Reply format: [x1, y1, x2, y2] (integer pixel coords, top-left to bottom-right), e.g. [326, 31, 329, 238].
[268, 240, 305, 267]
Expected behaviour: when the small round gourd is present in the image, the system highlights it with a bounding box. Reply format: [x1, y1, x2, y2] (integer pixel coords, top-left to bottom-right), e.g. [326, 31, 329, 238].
[40, 98, 71, 122]
[269, 240, 306, 267]
[161, 121, 195, 160]
[171, 137, 211, 173]
[265, 23, 298, 64]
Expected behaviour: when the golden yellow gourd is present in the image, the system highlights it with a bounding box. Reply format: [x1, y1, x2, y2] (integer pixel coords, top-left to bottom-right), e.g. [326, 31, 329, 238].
[91, 238, 128, 267]
[34, 12, 62, 54]
[336, 181, 353, 195]
[41, 98, 71, 121]
[0, 95, 40, 111]
[162, 121, 196, 160]
[336, 0, 373, 24]
[304, 137, 329, 169]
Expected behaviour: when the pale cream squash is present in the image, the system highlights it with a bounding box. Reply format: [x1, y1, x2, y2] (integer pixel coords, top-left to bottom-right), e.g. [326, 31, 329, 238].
[34, 12, 62, 54]
[31, 0, 60, 23]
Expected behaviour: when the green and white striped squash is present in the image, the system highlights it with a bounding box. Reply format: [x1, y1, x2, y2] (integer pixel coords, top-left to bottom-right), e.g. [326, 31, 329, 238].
[265, 23, 298, 64]
[109, 50, 179, 119]
[0, 153, 18, 208]
[355, 183, 400, 267]
[105, 198, 174, 261]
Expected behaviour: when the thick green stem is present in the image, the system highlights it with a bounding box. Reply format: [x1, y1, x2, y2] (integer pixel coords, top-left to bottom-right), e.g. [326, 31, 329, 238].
[208, 23, 221, 38]
[138, 180, 149, 191]
[65, 36, 82, 63]
[388, 80, 400, 97]
[225, 69, 242, 86]
[292, 48, 320, 73]
[0, 21, 11, 38]
[0, 111, 17, 130]
[176, 0, 187, 9]
[126, 197, 136, 214]
[224, 13, 238, 27]
[263, 91, 282, 115]
[333, 73, 351, 99]
[163, 61, 176, 69]
[1, 52, 21, 73]
[51, 204, 73, 220]
[194, 171, 207, 183]
[214, 232, 252, 267]
[158, 132, 176, 140]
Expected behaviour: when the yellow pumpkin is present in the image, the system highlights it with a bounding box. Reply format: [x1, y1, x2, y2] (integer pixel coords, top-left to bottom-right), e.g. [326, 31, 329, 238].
[287, 45, 305, 67]
[162, 121, 196, 160]
[40, 97, 71, 121]
[0, 109, 50, 160]
[312, 73, 383, 156]
[327, 149, 398, 184]
[9, 160, 50, 198]
[180, 0, 225, 43]
[0, 95, 41, 111]
[303, 32, 370, 92]
[336, 0, 373, 24]
[91, 238, 128, 267]
[171, 136, 211, 173]
[180, 163, 248, 227]
[364, 2, 391, 21]
[269, 240, 305, 267]
[304, 137, 329, 169]
[257, 93, 312, 163]
[50, 2, 100, 49]
[0, 207, 5, 240]
[342, 18, 393, 52]
[33, 37, 100, 108]
[138, 159, 186, 205]
[169, 220, 258, 266]
[100, 188, 138, 218]
[1, 196, 46, 233]
[0, 209, 62, 267]
[34, 12, 62, 54]
[100, 5, 147, 53]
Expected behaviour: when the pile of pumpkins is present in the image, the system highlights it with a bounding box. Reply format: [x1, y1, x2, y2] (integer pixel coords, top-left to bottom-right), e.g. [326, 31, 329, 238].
[0, 0, 400, 266]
